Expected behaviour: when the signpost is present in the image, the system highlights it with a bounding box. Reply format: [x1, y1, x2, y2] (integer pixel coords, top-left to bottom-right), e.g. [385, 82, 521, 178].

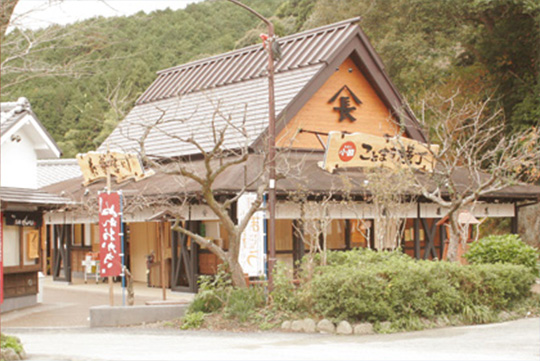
[321, 131, 439, 173]
[77, 150, 153, 306]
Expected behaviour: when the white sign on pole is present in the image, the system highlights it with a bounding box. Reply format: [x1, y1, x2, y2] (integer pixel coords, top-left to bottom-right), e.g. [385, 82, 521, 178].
[237, 193, 265, 277]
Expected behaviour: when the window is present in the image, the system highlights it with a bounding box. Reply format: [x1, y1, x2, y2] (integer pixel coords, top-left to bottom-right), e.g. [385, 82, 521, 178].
[72, 224, 92, 247]
[4, 225, 20, 267]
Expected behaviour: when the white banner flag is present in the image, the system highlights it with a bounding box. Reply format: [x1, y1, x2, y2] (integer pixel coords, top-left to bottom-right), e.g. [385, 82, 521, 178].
[237, 193, 265, 277]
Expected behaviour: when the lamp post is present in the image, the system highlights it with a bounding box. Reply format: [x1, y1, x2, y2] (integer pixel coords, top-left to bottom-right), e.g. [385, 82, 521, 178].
[227, 0, 276, 290]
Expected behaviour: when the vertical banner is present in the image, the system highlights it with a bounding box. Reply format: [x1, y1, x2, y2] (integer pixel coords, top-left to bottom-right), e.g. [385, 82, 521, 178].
[0, 212, 3, 304]
[99, 192, 122, 277]
[237, 193, 265, 277]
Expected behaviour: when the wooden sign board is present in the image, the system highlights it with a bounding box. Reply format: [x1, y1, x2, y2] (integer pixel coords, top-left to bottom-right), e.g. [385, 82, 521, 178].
[321, 131, 439, 173]
[26, 230, 39, 259]
[77, 151, 155, 185]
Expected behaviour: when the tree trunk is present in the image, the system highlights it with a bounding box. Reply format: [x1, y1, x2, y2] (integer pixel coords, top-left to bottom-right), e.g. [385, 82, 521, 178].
[226, 231, 247, 288]
[1, 0, 19, 39]
[446, 213, 460, 262]
[228, 255, 247, 288]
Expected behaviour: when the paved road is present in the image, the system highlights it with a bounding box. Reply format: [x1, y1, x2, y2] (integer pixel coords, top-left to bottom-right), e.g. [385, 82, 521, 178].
[2, 276, 193, 327]
[4, 317, 540, 361]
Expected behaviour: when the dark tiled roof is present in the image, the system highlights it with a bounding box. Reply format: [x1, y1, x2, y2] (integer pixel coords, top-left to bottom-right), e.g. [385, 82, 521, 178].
[137, 18, 360, 104]
[44, 152, 540, 206]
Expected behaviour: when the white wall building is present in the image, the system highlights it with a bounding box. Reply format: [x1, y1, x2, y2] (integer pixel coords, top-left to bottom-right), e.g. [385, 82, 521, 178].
[0, 97, 68, 313]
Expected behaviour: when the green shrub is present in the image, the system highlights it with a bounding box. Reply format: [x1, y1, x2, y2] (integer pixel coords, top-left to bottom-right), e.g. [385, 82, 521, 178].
[224, 287, 265, 322]
[188, 268, 232, 314]
[293, 249, 535, 323]
[180, 311, 205, 330]
[0, 333, 24, 357]
[271, 261, 301, 312]
[188, 265, 267, 324]
[465, 234, 539, 275]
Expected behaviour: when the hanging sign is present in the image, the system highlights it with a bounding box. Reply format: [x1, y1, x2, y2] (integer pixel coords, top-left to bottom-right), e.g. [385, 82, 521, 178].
[77, 151, 154, 186]
[237, 193, 265, 277]
[321, 131, 439, 173]
[99, 192, 122, 277]
[4, 211, 41, 227]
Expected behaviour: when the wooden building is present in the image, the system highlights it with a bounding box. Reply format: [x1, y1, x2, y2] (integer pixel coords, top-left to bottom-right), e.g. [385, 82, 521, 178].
[42, 19, 540, 292]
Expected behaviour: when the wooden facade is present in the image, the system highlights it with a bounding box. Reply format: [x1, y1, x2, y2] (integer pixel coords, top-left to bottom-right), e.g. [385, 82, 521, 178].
[277, 57, 403, 149]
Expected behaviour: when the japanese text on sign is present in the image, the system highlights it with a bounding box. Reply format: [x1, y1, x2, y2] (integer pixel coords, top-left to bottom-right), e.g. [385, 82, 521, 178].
[99, 192, 122, 277]
[237, 193, 265, 277]
[77, 151, 154, 186]
[322, 131, 439, 173]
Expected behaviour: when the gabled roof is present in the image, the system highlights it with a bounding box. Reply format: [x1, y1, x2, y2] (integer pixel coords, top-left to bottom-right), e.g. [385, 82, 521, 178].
[1, 97, 62, 159]
[100, 18, 425, 158]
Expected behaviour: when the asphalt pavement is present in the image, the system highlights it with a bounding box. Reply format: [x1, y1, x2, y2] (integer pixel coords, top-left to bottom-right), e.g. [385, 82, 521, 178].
[1, 277, 539, 360]
[4, 318, 540, 361]
[1, 276, 194, 327]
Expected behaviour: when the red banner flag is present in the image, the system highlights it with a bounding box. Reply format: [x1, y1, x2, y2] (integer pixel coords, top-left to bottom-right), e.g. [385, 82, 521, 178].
[99, 192, 122, 277]
[1, 212, 4, 304]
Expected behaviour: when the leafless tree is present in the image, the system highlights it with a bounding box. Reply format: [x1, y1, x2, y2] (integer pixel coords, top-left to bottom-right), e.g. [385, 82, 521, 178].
[289, 189, 334, 276]
[124, 102, 272, 288]
[399, 94, 540, 262]
[363, 166, 416, 251]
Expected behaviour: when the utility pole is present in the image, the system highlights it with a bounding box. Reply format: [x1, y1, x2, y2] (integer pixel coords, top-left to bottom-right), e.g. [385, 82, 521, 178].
[227, 0, 277, 290]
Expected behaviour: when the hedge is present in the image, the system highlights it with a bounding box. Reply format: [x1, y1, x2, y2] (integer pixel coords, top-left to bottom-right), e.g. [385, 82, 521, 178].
[273, 249, 536, 323]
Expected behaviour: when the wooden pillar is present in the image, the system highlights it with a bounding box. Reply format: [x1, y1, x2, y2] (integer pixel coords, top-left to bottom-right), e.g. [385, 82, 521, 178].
[159, 222, 166, 301]
[344, 220, 351, 250]
[439, 224, 446, 259]
[414, 204, 421, 260]
[369, 220, 375, 249]
[190, 221, 199, 293]
[65, 225, 72, 283]
[170, 227, 178, 290]
[413, 218, 420, 260]
[511, 203, 519, 234]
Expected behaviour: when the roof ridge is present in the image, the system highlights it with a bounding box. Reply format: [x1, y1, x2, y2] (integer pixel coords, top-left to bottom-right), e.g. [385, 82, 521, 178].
[157, 17, 362, 75]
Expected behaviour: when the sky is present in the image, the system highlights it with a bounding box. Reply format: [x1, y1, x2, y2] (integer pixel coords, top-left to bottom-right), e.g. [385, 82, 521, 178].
[11, 0, 203, 30]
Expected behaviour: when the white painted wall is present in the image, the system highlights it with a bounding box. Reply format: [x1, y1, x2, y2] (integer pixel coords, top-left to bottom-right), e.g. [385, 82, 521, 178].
[1, 126, 38, 189]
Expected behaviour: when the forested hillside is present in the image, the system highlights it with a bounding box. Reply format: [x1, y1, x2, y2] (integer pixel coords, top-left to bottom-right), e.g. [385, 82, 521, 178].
[276, 0, 539, 134]
[1, 0, 538, 157]
[1, 0, 285, 156]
